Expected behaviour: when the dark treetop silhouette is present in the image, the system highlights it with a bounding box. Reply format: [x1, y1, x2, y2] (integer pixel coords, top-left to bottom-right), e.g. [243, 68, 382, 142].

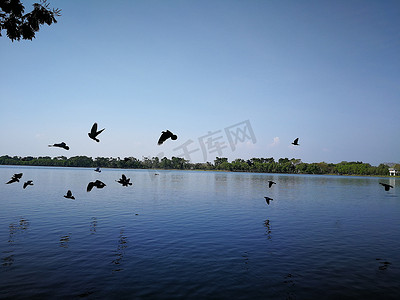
[264, 197, 273, 205]
[0, 0, 61, 41]
[64, 190, 75, 199]
[292, 138, 299, 146]
[87, 180, 106, 192]
[23, 180, 33, 189]
[158, 130, 177, 145]
[6, 173, 23, 184]
[48, 142, 69, 150]
[116, 174, 132, 187]
[268, 180, 276, 188]
[379, 182, 394, 191]
[88, 123, 105, 142]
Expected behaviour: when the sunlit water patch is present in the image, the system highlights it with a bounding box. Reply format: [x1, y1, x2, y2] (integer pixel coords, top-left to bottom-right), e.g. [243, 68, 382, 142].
[1, 166, 400, 299]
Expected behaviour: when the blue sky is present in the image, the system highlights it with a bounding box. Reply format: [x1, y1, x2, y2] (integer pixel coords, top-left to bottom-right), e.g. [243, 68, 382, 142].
[1, 0, 399, 165]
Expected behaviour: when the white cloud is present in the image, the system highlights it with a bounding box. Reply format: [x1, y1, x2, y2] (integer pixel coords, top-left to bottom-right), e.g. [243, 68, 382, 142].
[269, 137, 280, 147]
[35, 133, 45, 139]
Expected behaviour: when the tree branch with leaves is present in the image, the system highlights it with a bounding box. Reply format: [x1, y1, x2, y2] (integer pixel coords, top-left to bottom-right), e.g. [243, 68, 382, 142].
[0, 0, 61, 41]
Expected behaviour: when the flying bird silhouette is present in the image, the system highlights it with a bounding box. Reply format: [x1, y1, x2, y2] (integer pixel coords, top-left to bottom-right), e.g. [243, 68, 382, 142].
[64, 190, 75, 199]
[88, 123, 105, 142]
[48, 142, 70, 150]
[23, 180, 34, 189]
[87, 180, 106, 192]
[268, 180, 276, 188]
[379, 183, 394, 191]
[94, 167, 101, 173]
[6, 173, 23, 184]
[116, 174, 132, 187]
[292, 138, 299, 146]
[158, 130, 177, 145]
[264, 197, 273, 205]
[6, 178, 19, 184]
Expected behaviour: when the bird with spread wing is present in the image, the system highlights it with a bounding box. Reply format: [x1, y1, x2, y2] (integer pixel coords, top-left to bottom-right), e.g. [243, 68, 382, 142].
[88, 123, 105, 142]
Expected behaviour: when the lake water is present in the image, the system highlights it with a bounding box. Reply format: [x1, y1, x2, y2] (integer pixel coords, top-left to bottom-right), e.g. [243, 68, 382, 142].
[1, 166, 399, 299]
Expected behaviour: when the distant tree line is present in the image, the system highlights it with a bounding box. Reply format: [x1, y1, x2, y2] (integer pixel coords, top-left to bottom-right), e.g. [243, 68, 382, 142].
[0, 155, 396, 176]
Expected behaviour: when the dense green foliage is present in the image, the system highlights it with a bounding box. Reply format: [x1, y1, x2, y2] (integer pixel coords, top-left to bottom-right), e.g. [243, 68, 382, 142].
[0, 155, 395, 176]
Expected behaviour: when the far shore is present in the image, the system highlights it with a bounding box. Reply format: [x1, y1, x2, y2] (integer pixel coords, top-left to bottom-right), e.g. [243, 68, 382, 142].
[1, 164, 399, 178]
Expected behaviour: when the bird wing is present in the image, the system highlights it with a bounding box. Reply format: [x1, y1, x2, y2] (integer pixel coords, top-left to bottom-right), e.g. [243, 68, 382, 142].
[14, 173, 23, 179]
[67, 190, 72, 197]
[380, 183, 392, 187]
[56, 142, 69, 150]
[294, 138, 299, 144]
[122, 174, 127, 181]
[95, 180, 106, 188]
[23, 181, 32, 188]
[157, 132, 167, 145]
[87, 182, 95, 192]
[58, 142, 69, 150]
[95, 128, 105, 136]
[158, 130, 172, 145]
[91, 123, 98, 135]
[264, 197, 273, 204]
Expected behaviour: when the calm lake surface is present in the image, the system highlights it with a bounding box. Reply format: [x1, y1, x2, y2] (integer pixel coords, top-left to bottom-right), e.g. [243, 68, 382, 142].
[1, 166, 399, 299]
